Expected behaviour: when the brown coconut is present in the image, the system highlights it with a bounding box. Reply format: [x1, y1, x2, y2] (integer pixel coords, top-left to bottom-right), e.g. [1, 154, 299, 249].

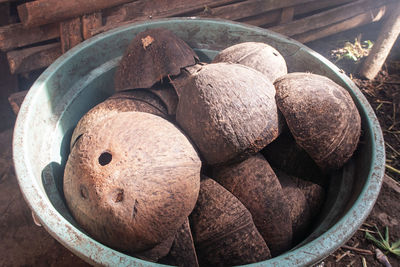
[134, 235, 175, 262]
[261, 132, 328, 187]
[148, 83, 179, 116]
[70, 89, 168, 150]
[274, 169, 311, 243]
[190, 176, 271, 266]
[174, 62, 281, 165]
[64, 112, 201, 253]
[275, 169, 325, 243]
[213, 154, 293, 256]
[212, 42, 288, 83]
[114, 28, 198, 91]
[274, 72, 361, 170]
[159, 218, 199, 267]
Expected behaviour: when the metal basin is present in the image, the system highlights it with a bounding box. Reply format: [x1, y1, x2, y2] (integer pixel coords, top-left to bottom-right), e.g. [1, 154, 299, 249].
[13, 18, 385, 266]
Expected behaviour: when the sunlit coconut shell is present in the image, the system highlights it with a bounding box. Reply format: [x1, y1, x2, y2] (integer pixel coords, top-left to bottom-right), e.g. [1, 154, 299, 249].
[115, 28, 198, 91]
[213, 154, 293, 256]
[190, 176, 271, 266]
[174, 62, 280, 165]
[274, 72, 361, 170]
[70, 89, 168, 151]
[212, 42, 287, 82]
[64, 112, 201, 253]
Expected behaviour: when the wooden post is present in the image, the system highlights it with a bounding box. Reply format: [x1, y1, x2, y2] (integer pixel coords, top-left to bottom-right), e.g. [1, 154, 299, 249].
[6, 43, 61, 74]
[280, 7, 294, 24]
[17, 0, 135, 28]
[358, 1, 400, 80]
[60, 17, 83, 53]
[0, 23, 59, 52]
[82, 12, 102, 40]
[8, 90, 28, 115]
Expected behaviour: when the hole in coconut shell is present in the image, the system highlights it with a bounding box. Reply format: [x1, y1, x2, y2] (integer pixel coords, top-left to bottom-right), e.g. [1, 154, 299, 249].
[99, 152, 112, 166]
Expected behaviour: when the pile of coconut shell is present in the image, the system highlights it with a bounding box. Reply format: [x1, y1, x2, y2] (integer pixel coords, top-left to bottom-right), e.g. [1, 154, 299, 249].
[63, 28, 361, 266]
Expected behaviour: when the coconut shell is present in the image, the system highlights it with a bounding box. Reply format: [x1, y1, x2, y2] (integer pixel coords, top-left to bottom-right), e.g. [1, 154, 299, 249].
[175, 62, 280, 165]
[64, 112, 201, 253]
[159, 218, 199, 267]
[212, 42, 287, 83]
[190, 176, 271, 266]
[70, 89, 168, 150]
[274, 169, 311, 243]
[115, 28, 198, 91]
[148, 82, 179, 115]
[261, 132, 328, 187]
[134, 235, 175, 262]
[274, 72, 361, 170]
[213, 154, 293, 256]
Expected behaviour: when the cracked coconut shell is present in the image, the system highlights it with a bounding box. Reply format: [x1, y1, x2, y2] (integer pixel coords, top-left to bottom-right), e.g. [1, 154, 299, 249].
[190, 176, 271, 266]
[174, 62, 281, 165]
[114, 28, 198, 91]
[274, 72, 361, 170]
[64, 112, 201, 253]
[70, 89, 168, 150]
[212, 42, 288, 83]
[213, 154, 293, 256]
[159, 218, 199, 267]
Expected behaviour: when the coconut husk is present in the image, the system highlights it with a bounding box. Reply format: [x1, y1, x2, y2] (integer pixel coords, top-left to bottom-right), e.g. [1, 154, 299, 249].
[114, 28, 198, 91]
[212, 154, 293, 256]
[274, 72, 361, 170]
[64, 112, 201, 253]
[190, 176, 271, 266]
[174, 62, 281, 165]
[212, 42, 287, 83]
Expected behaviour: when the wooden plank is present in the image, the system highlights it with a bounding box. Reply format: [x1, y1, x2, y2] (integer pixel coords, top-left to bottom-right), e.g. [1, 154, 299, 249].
[198, 0, 314, 21]
[294, 0, 354, 17]
[293, 5, 388, 43]
[60, 17, 83, 53]
[270, 0, 390, 37]
[240, 10, 281, 27]
[104, 0, 240, 23]
[8, 90, 28, 115]
[359, 1, 400, 79]
[6, 43, 61, 74]
[82, 12, 102, 40]
[0, 23, 59, 52]
[17, 0, 136, 28]
[280, 7, 294, 23]
[94, 0, 241, 36]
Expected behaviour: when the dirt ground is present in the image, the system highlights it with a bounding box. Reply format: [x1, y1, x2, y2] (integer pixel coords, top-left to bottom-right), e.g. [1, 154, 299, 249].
[0, 20, 399, 266]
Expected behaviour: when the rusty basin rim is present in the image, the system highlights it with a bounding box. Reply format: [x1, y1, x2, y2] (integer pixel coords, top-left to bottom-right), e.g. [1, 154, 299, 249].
[12, 17, 385, 267]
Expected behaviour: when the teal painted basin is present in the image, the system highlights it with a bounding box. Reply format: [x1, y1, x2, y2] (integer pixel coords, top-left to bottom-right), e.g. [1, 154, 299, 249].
[13, 18, 385, 266]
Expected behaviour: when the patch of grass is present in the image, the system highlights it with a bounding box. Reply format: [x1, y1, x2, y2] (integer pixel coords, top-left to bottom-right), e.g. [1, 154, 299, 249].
[365, 226, 400, 257]
[331, 38, 373, 63]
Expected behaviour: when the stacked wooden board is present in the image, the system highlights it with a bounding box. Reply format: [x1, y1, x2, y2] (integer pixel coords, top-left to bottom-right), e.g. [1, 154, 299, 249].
[0, 0, 394, 91]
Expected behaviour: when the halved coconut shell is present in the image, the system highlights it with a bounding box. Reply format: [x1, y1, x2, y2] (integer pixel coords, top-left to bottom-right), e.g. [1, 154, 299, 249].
[115, 28, 198, 91]
[212, 42, 287, 83]
[190, 176, 271, 266]
[149, 82, 179, 116]
[174, 62, 281, 165]
[274, 72, 361, 170]
[213, 154, 293, 256]
[70, 89, 168, 151]
[159, 218, 199, 267]
[261, 132, 328, 187]
[64, 112, 201, 253]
